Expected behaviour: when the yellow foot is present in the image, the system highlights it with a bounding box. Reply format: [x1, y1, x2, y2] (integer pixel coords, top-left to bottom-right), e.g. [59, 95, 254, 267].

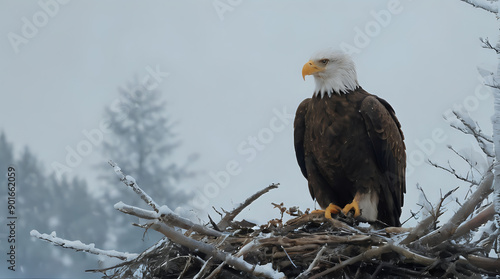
[342, 199, 361, 218]
[311, 203, 341, 219]
[325, 203, 341, 219]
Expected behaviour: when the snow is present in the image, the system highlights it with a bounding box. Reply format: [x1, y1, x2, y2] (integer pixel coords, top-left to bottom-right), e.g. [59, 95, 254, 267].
[464, 0, 498, 13]
[114, 201, 125, 210]
[113, 165, 122, 176]
[125, 175, 136, 184]
[492, 50, 500, 233]
[159, 205, 174, 216]
[358, 222, 371, 228]
[454, 109, 477, 130]
[133, 264, 146, 279]
[237, 239, 259, 256]
[253, 262, 286, 279]
[471, 219, 495, 243]
[174, 206, 202, 224]
[30, 229, 139, 261]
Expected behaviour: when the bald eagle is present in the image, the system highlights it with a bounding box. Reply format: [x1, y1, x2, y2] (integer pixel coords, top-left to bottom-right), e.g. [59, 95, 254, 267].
[294, 49, 406, 227]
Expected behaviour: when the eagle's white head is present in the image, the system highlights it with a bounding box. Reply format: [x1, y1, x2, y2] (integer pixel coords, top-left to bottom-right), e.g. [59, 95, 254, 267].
[302, 49, 359, 97]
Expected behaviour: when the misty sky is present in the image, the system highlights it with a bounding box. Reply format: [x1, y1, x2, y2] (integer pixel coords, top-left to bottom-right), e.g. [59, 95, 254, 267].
[1, 0, 499, 268]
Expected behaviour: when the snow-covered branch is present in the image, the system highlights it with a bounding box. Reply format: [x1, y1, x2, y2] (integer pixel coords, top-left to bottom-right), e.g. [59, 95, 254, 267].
[417, 169, 493, 247]
[480, 37, 500, 53]
[453, 203, 495, 239]
[109, 160, 160, 212]
[448, 109, 495, 158]
[30, 230, 138, 261]
[460, 0, 499, 13]
[114, 201, 224, 237]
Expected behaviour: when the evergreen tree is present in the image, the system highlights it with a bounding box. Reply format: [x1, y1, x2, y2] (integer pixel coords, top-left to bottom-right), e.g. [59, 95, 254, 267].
[0, 131, 13, 172]
[0, 133, 101, 278]
[98, 79, 196, 254]
[101, 79, 195, 208]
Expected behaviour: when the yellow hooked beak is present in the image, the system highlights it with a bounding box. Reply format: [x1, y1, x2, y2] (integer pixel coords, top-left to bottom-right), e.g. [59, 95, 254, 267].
[302, 60, 325, 80]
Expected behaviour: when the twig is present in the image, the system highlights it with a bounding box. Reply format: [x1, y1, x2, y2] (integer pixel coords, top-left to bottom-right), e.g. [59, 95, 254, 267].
[281, 245, 297, 268]
[480, 37, 500, 54]
[400, 213, 439, 245]
[114, 201, 224, 237]
[450, 110, 495, 158]
[258, 234, 375, 247]
[235, 239, 261, 257]
[205, 261, 226, 279]
[418, 169, 494, 247]
[477, 226, 500, 251]
[459, 0, 498, 15]
[193, 256, 213, 279]
[114, 201, 157, 219]
[448, 145, 482, 178]
[400, 187, 456, 245]
[309, 244, 392, 279]
[296, 245, 327, 279]
[109, 160, 160, 212]
[150, 221, 285, 278]
[217, 183, 279, 230]
[178, 255, 193, 279]
[428, 159, 478, 185]
[30, 230, 138, 261]
[309, 242, 435, 279]
[387, 243, 435, 265]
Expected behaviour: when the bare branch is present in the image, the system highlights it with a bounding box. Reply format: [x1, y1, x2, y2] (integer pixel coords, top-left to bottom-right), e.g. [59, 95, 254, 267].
[448, 145, 483, 175]
[296, 245, 328, 279]
[453, 203, 495, 240]
[417, 169, 494, 247]
[193, 256, 214, 279]
[308, 244, 392, 279]
[217, 183, 279, 230]
[480, 37, 500, 54]
[466, 255, 500, 273]
[400, 198, 446, 245]
[460, 0, 499, 13]
[205, 261, 225, 279]
[428, 159, 479, 185]
[150, 221, 285, 279]
[258, 234, 375, 248]
[308, 243, 435, 279]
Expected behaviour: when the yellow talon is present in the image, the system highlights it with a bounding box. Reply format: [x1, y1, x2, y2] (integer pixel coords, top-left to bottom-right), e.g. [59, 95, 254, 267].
[310, 203, 341, 219]
[325, 203, 341, 219]
[342, 199, 361, 218]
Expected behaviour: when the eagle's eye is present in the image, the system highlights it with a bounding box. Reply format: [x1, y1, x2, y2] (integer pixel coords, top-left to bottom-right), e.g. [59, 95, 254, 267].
[319, 59, 329, 65]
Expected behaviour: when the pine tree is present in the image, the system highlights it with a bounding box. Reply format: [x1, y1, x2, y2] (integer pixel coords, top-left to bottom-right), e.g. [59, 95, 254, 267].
[99, 78, 196, 254]
[101, 79, 195, 208]
[0, 133, 101, 278]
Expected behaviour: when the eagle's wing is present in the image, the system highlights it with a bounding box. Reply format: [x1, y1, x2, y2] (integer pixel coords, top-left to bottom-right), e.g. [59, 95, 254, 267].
[294, 98, 310, 180]
[360, 96, 406, 225]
